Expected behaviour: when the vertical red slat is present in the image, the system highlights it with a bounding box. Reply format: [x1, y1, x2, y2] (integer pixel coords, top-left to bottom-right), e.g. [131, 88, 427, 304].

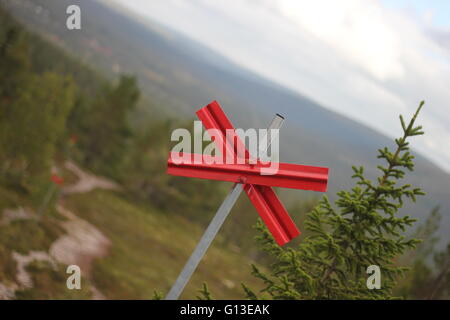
[196, 101, 250, 162]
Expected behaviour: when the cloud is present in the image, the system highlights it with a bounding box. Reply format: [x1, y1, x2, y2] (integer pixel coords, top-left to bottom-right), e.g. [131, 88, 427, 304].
[117, 0, 450, 172]
[277, 0, 405, 80]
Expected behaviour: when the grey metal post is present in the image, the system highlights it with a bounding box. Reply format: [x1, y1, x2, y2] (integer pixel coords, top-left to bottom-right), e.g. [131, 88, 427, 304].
[165, 114, 284, 300]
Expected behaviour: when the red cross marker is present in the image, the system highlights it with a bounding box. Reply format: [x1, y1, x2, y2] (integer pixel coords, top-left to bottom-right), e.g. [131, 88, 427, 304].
[165, 101, 329, 300]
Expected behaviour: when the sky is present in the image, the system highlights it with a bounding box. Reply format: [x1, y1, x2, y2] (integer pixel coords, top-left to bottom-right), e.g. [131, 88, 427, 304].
[114, 0, 450, 173]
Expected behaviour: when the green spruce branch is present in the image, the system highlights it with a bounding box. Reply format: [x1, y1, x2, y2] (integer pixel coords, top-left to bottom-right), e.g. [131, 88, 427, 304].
[244, 102, 426, 300]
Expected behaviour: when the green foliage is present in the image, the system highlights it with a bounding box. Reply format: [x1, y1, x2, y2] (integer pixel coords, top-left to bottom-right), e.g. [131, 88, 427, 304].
[119, 119, 228, 225]
[197, 283, 213, 300]
[14, 260, 93, 300]
[397, 208, 450, 299]
[0, 5, 259, 300]
[77, 75, 140, 178]
[0, 15, 75, 203]
[399, 244, 449, 300]
[241, 283, 258, 300]
[0, 218, 63, 254]
[0, 10, 30, 100]
[63, 189, 265, 299]
[0, 186, 64, 286]
[244, 103, 426, 299]
[0, 244, 16, 284]
[414, 207, 441, 259]
[152, 290, 163, 300]
[118, 120, 175, 202]
[430, 244, 450, 299]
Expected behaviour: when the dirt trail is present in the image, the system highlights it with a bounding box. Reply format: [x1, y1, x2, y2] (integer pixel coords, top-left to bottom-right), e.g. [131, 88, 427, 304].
[62, 161, 120, 195]
[0, 251, 56, 299]
[50, 204, 111, 299]
[13, 251, 56, 288]
[0, 161, 119, 300]
[50, 205, 110, 275]
[51, 161, 118, 299]
[0, 207, 35, 226]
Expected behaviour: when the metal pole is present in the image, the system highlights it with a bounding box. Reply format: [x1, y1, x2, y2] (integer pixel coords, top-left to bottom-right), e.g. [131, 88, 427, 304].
[165, 114, 284, 300]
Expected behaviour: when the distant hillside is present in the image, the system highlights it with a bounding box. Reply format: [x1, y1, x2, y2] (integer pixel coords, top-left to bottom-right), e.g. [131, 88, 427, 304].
[3, 0, 449, 245]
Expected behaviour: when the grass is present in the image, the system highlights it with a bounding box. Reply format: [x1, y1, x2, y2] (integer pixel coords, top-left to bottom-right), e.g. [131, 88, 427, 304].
[15, 260, 93, 299]
[0, 244, 16, 285]
[0, 185, 24, 214]
[0, 178, 266, 299]
[0, 185, 66, 292]
[0, 185, 64, 254]
[0, 219, 62, 254]
[58, 163, 79, 186]
[64, 189, 265, 299]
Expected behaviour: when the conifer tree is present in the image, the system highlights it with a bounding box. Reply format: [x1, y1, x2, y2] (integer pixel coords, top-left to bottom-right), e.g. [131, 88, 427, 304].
[80, 75, 139, 178]
[0, 18, 75, 201]
[243, 102, 426, 299]
[397, 207, 450, 299]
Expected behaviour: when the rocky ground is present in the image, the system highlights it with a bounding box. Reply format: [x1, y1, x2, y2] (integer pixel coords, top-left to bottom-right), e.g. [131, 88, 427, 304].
[0, 161, 118, 300]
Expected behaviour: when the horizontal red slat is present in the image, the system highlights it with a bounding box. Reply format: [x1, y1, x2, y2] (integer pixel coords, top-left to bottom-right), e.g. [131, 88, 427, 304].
[168, 152, 328, 192]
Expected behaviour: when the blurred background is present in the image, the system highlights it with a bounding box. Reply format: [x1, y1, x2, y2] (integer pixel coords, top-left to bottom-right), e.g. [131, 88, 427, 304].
[0, 0, 448, 299]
